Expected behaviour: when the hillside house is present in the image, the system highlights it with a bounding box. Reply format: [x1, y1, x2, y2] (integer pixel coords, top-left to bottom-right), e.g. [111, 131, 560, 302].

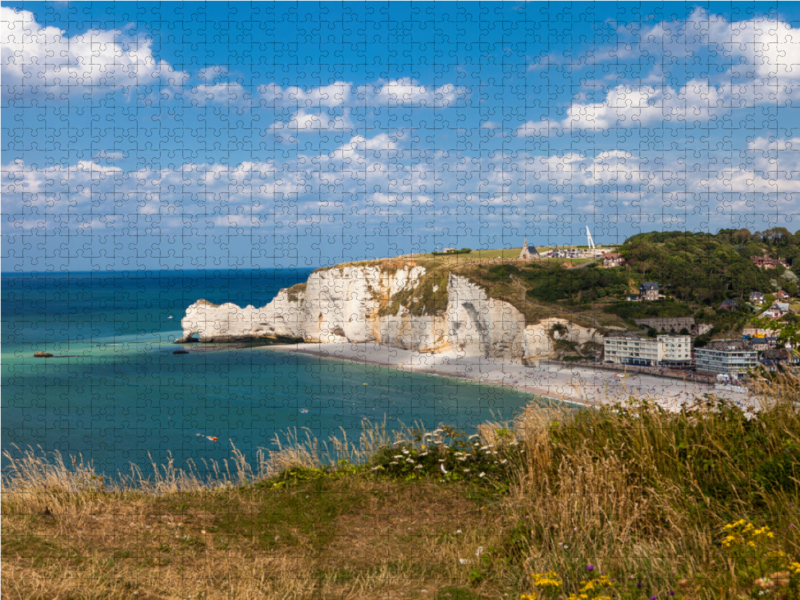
[751, 256, 788, 270]
[750, 292, 765, 306]
[763, 302, 790, 319]
[760, 348, 793, 372]
[602, 252, 625, 268]
[639, 282, 660, 301]
[748, 336, 778, 352]
[625, 293, 640, 302]
[720, 299, 738, 311]
[776, 290, 791, 300]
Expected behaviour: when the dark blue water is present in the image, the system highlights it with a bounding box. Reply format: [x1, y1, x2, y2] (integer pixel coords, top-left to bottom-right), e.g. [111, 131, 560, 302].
[2, 269, 538, 479]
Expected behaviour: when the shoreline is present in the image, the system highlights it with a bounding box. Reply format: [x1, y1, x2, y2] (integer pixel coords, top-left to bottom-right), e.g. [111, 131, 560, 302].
[260, 341, 759, 415]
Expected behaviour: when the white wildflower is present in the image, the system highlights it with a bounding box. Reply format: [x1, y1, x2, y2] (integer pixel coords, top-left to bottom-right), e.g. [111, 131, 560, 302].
[440, 463, 448, 474]
[459, 558, 470, 565]
[479, 472, 485, 478]
[475, 546, 484, 558]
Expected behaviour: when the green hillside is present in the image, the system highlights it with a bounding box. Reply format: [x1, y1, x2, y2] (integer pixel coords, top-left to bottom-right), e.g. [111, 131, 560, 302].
[325, 228, 800, 339]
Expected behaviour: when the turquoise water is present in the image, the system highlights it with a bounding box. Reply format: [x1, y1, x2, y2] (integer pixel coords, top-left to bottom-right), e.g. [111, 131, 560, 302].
[2, 270, 538, 479]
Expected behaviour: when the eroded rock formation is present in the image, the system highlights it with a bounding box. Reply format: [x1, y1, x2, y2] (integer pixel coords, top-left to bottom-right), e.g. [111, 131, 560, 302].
[179, 263, 601, 361]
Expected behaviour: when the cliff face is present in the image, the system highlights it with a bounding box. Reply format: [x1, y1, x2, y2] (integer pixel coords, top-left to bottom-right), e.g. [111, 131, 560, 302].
[179, 263, 602, 361]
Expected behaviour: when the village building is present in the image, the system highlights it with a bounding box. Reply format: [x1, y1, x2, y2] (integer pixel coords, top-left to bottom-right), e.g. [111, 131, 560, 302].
[720, 299, 738, 311]
[602, 333, 693, 368]
[749, 292, 765, 306]
[751, 256, 789, 270]
[658, 334, 694, 368]
[776, 290, 791, 300]
[602, 252, 625, 268]
[694, 341, 758, 377]
[632, 317, 712, 337]
[639, 282, 660, 301]
[748, 336, 779, 352]
[760, 348, 794, 372]
[764, 302, 790, 319]
[603, 333, 663, 367]
[518, 237, 540, 260]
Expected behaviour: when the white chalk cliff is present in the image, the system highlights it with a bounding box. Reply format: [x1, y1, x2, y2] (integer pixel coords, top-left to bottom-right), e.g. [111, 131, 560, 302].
[179, 263, 601, 361]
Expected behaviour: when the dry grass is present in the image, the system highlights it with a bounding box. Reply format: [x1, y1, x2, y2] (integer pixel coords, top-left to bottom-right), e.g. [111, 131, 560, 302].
[4, 376, 800, 599]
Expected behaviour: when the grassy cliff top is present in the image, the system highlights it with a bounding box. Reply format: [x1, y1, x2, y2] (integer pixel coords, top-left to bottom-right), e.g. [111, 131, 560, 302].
[4, 375, 800, 599]
[313, 256, 620, 329]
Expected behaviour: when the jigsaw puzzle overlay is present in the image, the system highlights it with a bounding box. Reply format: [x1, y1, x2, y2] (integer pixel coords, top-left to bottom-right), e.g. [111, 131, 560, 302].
[3, 2, 800, 598]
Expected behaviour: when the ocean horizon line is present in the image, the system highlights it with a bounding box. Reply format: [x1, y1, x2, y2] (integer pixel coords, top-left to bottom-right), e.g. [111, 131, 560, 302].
[1, 267, 320, 276]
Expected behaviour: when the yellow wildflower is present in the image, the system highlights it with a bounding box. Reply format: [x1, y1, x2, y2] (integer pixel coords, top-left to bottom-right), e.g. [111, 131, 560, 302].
[531, 571, 563, 589]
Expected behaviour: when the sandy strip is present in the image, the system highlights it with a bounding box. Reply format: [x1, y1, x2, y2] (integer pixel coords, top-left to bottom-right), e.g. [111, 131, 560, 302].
[263, 341, 760, 415]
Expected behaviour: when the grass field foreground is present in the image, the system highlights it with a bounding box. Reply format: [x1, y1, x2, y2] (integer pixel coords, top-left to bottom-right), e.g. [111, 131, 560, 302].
[3, 375, 800, 599]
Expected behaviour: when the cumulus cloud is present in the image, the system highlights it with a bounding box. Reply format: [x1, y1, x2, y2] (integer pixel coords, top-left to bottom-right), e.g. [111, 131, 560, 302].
[259, 81, 351, 107]
[357, 78, 468, 107]
[269, 109, 353, 135]
[187, 82, 246, 105]
[1, 6, 187, 100]
[6, 139, 800, 242]
[517, 79, 727, 135]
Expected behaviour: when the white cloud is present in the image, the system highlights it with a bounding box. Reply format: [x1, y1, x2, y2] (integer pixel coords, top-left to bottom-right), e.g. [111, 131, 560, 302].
[197, 66, 229, 82]
[187, 83, 246, 105]
[358, 78, 468, 107]
[1, 6, 187, 99]
[269, 109, 353, 134]
[518, 79, 726, 135]
[259, 81, 351, 107]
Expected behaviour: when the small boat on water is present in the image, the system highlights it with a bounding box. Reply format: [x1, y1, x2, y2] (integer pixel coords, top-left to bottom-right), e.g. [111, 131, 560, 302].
[196, 433, 218, 442]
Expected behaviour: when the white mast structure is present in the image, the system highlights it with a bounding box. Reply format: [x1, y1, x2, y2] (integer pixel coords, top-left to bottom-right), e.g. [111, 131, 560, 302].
[586, 227, 596, 251]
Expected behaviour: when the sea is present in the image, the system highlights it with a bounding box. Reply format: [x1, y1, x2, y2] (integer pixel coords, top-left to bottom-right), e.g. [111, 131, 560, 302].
[1, 269, 542, 481]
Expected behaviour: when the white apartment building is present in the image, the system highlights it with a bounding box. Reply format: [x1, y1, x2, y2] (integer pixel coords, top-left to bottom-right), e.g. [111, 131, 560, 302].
[694, 341, 758, 377]
[604, 335, 663, 366]
[604, 334, 693, 367]
[658, 335, 693, 366]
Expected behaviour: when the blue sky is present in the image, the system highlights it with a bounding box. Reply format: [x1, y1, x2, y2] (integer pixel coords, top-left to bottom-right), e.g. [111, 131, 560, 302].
[3, 2, 800, 271]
